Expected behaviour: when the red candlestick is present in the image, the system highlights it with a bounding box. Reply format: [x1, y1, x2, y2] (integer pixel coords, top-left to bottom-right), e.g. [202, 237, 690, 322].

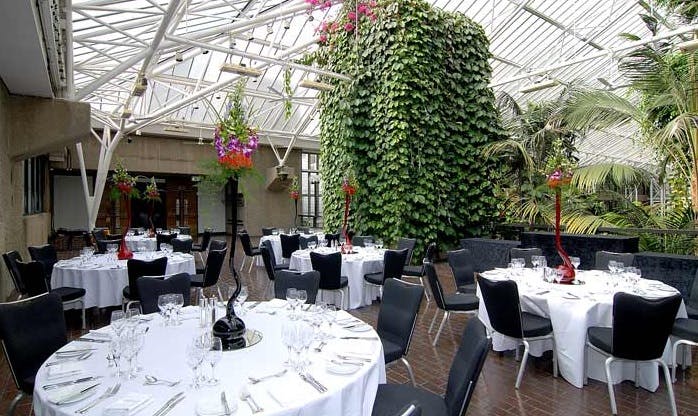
[118, 195, 134, 260]
[554, 188, 575, 283]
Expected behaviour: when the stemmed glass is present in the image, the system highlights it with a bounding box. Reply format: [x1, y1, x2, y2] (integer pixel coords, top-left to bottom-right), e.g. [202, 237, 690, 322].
[297, 290, 308, 310]
[185, 342, 205, 388]
[324, 304, 338, 332]
[570, 257, 581, 270]
[121, 331, 141, 379]
[157, 294, 170, 323]
[110, 310, 126, 337]
[281, 323, 295, 367]
[236, 285, 249, 315]
[375, 239, 383, 250]
[205, 337, 223, 385]
[308, 241, 317, 250]
[286, 288, 298, 320]
[172, 294, 184, 324]
[108, 336, 122, 377]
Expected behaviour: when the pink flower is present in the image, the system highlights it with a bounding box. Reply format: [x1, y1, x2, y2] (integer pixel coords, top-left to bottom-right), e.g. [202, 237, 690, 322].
[344, 22, 354, 32]
[368, 13, 377, 21]
[319, 33, 328, 43]
[369, 0, 377, 7]
[330, 22, 339, 32]
[322, 0, 332, 9]
[319, 21, 329, 32]
[347, 11, 357, 21]
[357, 4, 368, 14]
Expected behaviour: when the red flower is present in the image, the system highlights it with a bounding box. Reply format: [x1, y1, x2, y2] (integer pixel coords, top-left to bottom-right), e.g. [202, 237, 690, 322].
[319, 33, 328, 43]
[219, 151, 253, 170]
[344, 22, 354, 32]
[347, 11, 357, 21]
[290, 190, 300, 200]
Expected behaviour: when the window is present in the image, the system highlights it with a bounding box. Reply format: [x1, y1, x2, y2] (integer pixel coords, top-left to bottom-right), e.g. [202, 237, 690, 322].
[23, 156, 47, 214]
[300, 152, 322, 227]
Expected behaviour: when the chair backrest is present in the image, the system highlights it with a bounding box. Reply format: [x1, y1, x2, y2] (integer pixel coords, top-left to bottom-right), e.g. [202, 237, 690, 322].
[27, 244, 58, 278]
[261, 227, 276, 236]
[16, 261, 49, 296]
[351, 235, 373, 247]
[325, 233, 340, 247]
[260, 245, 276, 281]
[0, 293, 67, 392]
[156, 233, 177, 251]
[171, 238, 193, 253]
[177, 226, 191, 235]
[126, 257, 168, 300]
[477, 276, 523, 339]
[396, 238, 417, 265]
[444, 318, 491, 416]
[299, 235, 319, 250]
[96, 238, 122, 254]
[310, 251, 343, 290]
[136, 273, 191, 314]
[92, 228, 108, 241]
[689, 272, 698, 309]
[384, 249, 409, 281]
[377, 278, 424, 360]
[595, 251, 635, 271]
[448, 249, 475, 288]
[274, 270, 321, 303]
[297, 227, 310, 234]
[280, 234, 300, 258]
[509, 247, 542, 267]
[208, 239, 227, 252]
[202, 249, 227, 286]
[239, 232, 255, 256]
[612, 292, 682, 360]
[3, 251, 26, 295]
[199, 230, 212, 251]
[396, 402, 422, 416]
[424, 262, 448, 310]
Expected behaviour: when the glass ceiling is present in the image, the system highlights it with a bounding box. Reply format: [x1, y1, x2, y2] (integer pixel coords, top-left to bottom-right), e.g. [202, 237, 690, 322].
[69, 0, 691, 168]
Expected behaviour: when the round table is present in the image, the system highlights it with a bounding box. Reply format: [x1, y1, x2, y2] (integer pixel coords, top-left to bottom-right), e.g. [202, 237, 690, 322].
[51, 252, 196, 309]
[476, 268, 688, 390]
[125, 235, 192, 252]
[32, 302, 386, 416]
[257, 234, 321, 266]
[289, 247, 384, 309]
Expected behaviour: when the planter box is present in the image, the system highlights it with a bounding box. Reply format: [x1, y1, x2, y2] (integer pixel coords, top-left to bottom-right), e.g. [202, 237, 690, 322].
[459, 238, 520, 273]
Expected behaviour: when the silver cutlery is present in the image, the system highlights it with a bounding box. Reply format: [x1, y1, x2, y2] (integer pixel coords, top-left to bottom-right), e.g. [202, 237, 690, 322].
[77, 337, 109, 343]
[305, 373, 327, 392]
[247, 302, 261, 310]
[144, 375, 181, 387]
[75, 383, 121, 413]
[43, 376, 101, 390]
[565, 292, 580, 300]
[336, 354, 371, 362]
[536, 290, 550, 295]
[220, 392, 231, 416]
[55, 348, 96, 356]
[157, 395, 185, 416]
[239, 386, 263, 413]
[248, 369, 287, 384]
[342, 323, 368, 329]
[331, 359, 363, 366]
[152, 392, 184, 416]
[257, 310, 277, 315]
[299, 373, 327, 393]
[314, 341, 327, 352]
[55, 383, 100, 405]
[340, 336, 377, 340]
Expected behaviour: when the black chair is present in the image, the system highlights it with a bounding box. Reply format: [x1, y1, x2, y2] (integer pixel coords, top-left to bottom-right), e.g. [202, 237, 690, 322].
[176, 226, 191, 235]
[261, 240, 289, 272]
[27, 244, 58, 281]
[594, 251, 635, 271]
[262, 227, 276, 236]
[509, 247, 542, 267]
[123, 257, 168, 309]
[96, 238, 122, 254]
[172, 238, 193, 253]
[3, 251, 27, 299]
[671, 318, 698, 382]
[447, 249, 476, 294]
[585, 293, 681, 415]
[274, 270, 320, 304]
[156, 233, 177, 251]
[299, 235, 319, 250]
[0, 293, 67, 415]
[280, 234, 300, 260]
[371, 318, 490, 416]
[687, 275, 698, 319]
[393, 402, 421, 416]
[402, 243, 437, 302]
[364, 249, 409, 295]
[478, 275, 557, 388]
[310, 251, 349, 309]
[325, 233, 340, 247]
[396, 238, 417, 265]
[239, 232, 261, 272]
[192, 230, 212, 264]
[377, 278, 424, 386]
[16, 258, 87, 329]
[297, 227, 311, 234]
[352, 235, 374, 247]
[208, 239, 227, 252]
[136, 273, 192, 314]
[92, 228, 108, 242]
[425, 262, 479, 346]
[191, 248, 227, 303]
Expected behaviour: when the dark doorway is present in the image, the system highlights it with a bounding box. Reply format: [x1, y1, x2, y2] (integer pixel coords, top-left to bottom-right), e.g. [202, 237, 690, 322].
[131, 182, 166, 230]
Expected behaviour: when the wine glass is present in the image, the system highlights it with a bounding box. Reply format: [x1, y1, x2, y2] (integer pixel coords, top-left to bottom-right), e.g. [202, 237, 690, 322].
[324, 304, 338, 330]
[297, 290, 308, 307]
[286, 288, 298, 320]
[108, 336, 122, 377]
[125, 306, 141, 330]
[308, 241, 317, 250]
[205, 337, 223, 385]
[236, 285, 248, 315]
[570, 256, 581, 270]
[110, 310, 126, 337]
[185, 342, 205, 388]
[172, 294, 184, 324]
[281, 323, 296, 367]
[157, 294, 170, 323]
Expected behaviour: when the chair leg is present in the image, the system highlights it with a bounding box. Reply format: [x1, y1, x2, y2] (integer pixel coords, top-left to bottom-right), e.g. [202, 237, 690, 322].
[216, 285, 224, 303]
[401, 357, 416, 386]
[634, 362, 640, 388]
[659, 360, 679, 416]
[583, 343, 589, 385]
[672, 341, 682, 383]
[604, 356, 618, 415]
[81, 300, 86, 330]
[419, 276, 430, 303]
[429, 309, 440, 333]
[240, 256, 247, 271]
[432, 311, 449, 346]
[247, 256, 254, 273]
[551, 337, 558, 378]
[6, 391, 23, 416]
[515, 340, 530, 389]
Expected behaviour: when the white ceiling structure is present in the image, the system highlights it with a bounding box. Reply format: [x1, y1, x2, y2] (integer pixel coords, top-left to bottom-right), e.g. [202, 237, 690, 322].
[24, 0, 698, 166]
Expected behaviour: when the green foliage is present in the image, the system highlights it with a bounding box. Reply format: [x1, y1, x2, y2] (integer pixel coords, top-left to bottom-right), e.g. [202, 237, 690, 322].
[313, 0, 505, 253]
[218, 80, 253, 143]
[283, 68, 293, 120]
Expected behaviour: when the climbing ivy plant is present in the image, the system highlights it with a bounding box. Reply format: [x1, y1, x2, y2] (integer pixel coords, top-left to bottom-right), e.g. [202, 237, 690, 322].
[313, 0, 505, 253]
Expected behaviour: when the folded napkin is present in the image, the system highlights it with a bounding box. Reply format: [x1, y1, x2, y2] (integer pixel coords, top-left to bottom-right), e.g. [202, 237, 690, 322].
[46, 383, 99, 405]
[47, 362, 84, 380]
[103, 393, 152, 416]
[196, 393, 238, 416]
[265, 380, 315, 407]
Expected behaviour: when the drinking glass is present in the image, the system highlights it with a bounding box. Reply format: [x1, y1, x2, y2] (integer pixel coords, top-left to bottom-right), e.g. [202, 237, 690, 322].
[325, 304, 338, 330]
[297, 290, 308, 308]
[308, 241, 317, 250]
[205, 337, 223, 385]
[286, 288, 298, 320]
[172, 294, 184, 324]
[570, 257, 581, 270]
[110, 310, 126, 337]
[121, 332, 139, 379]
[157, 295, 170, 323]
[185, 342, 204, 388]
[125, 306, 141, 330]
[108, 336, 122, 377]
[531, 256, 542, 269]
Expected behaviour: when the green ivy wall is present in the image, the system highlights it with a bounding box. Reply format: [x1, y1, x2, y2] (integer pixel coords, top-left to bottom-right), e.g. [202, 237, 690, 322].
[316, 0, 505, 252]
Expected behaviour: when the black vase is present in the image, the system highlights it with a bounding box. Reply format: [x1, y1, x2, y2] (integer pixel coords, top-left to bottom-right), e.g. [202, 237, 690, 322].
[212, 273, 246, 350]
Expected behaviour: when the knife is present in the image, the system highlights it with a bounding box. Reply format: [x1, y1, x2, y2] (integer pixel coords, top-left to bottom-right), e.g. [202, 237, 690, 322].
[565, 292, 580, 299]
[342, 323, 368, 329]
[305, 373, 327, 392]
[340, 336, 378, 340]
[43, 376, 101, 390]
[221, 392, 231, 415]
[54, 383, 100, 405]
[247, 301, 261, 310]
[152, 392, 184, 416]
[156, 395, 185, 416]
[77, 337, 109, 343]
[300, 373, 326, 393]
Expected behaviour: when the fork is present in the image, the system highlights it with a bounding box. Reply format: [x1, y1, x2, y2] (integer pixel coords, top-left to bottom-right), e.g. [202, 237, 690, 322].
[75, 383, 121, 414]
[248, 369, 287, 384]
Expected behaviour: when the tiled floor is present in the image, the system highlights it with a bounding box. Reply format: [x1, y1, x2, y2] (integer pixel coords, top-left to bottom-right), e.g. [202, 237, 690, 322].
[3, 239, 697, 415]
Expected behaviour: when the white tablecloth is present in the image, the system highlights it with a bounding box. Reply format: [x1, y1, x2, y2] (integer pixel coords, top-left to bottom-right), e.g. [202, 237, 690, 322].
[33, 303, 385, 416]
[51, 253, 196, 309]
[257, 234, 319, 266]
[289, 247, 383, 309]
[477, 268, 688, 390]
[124, 236, 156, 252]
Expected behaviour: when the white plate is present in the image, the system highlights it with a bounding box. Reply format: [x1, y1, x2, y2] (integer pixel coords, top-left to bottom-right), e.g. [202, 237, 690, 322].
[196, 396, 237, 416]
[326, 362, 361, 375]
[345, 325, 372, 333]
[48, 384, 99, 405]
